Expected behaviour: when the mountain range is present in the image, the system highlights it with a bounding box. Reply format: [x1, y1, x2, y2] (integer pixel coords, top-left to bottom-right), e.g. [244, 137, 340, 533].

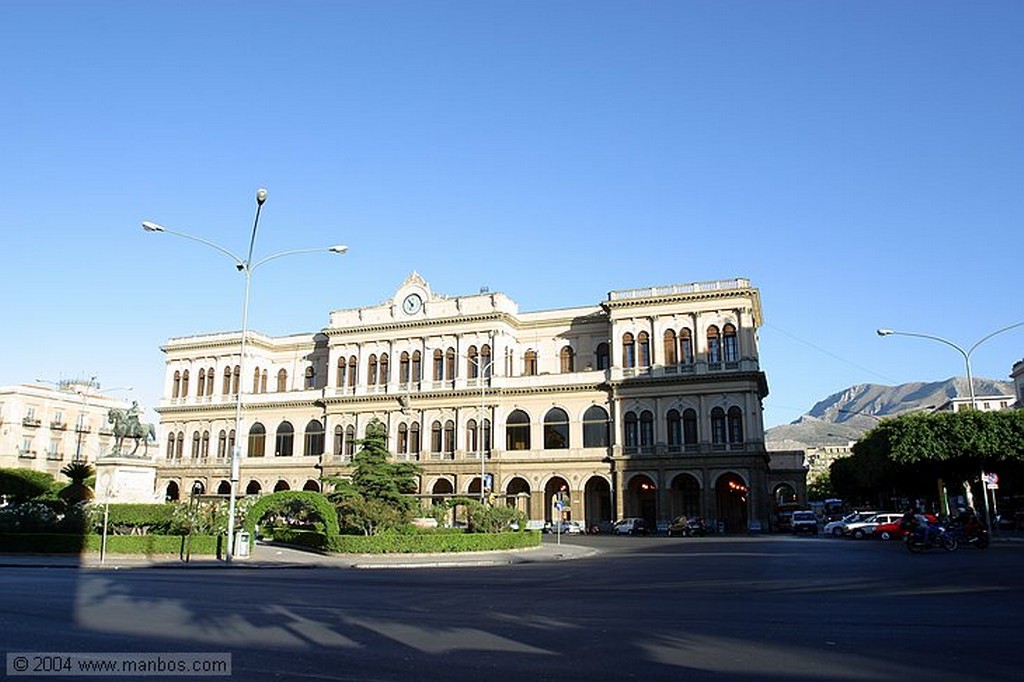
[765, 377, 1016, 451]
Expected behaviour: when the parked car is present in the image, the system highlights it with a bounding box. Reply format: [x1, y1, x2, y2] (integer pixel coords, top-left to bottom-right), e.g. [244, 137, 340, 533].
[823, 511, 880, 537]
[667, 516, 707, 537]
[873, 513, 937, 540]
[613, 518, 647, 535]
[791, 510, 819, 535]
[845, 512, 902, 539]
[550, 520, 582, 535]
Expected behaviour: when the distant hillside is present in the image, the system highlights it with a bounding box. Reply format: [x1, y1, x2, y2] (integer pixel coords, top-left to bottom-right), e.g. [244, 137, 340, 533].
[766, 377, 1015, 450]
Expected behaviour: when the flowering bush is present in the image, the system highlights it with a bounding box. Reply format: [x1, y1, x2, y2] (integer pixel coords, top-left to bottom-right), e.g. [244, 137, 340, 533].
[0, 501, 60, 533]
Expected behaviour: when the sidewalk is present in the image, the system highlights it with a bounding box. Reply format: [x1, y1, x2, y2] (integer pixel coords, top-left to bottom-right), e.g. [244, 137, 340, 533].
[0, 539, 599, 571]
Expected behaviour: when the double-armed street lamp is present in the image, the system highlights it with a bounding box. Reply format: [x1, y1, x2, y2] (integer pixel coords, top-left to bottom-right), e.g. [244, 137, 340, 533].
[143, 189, 348, 563]
[876, 322, 1024, 525]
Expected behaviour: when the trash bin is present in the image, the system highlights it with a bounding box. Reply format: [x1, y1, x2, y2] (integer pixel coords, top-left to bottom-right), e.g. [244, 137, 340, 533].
[234, 531, 251, 559]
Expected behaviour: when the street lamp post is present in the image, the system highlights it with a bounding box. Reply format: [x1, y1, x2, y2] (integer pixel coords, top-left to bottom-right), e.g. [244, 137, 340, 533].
[143, 189, 347, 563]
[469, 354, 494, 505]
[877, 322, 1024, 526]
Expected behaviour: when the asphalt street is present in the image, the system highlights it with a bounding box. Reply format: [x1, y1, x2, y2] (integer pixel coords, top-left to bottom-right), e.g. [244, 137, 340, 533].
[1, 535, 1021, 681]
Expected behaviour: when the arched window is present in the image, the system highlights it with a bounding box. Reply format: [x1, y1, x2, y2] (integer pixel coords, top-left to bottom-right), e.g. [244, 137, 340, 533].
[172, 370, 181, 399]
[410, 422, 421, 454]
[248, 423, 266, 458]
[680, 330, 694, 364]
[667, 409, 681, 447]
[333, 425, 343, 455]
[181, 369, 190, 396]
[468, 346, 479, 378]
[711, 407, 727, 445]
[723, 323, 739, 363]
[595, 343, 610, 371]
[445, 348, 456, 380]
[277, 369, 288, 392]
[336, 358, 346, 388]
[622, 333, 635, 368]
[175, 432, 184, 459]
[431, 421, 442, 453]
[398, 422, 409, 454]
[345, 425, 356, 456]
[260, 370, 268, 393]
[523, 350, 538, 376]
[506, 409, 531, 450]
[664, 330, 678, 366]
[254, 367, 262, 393]
[411, 351, 422, 382]
[305, 366, 316, 390]
[443, 420, 455, 454]
[218, 430, 227, 458]
[543, 408, 570, 449]
[582, 405, 610, 448]
[400, 352, 410, 384]
[200, 431, 210, 458]
[707, 326, 721, 364]
[232, 365, 240, 394]
[206, 367, 215, 395]
[683, 408, 699, 448]
[727, 406, 744, 445]
[480, 345, 492, 377]
[623, 411, 638, 448]
[638, 332, 650, 367]
[228, 429, 235, 456]
[466, 419, 478, 453]
[640, 410, 654, 449]
[165, 434, 175, 459]
[348, 357, 357, 387]
[304, 419, 324, 457]
[197, 369, 206, 396]
[560, 346, 574, 373]
[191, 431, 200, 458]
[433, 349, 444, 381]
[378, 353, 389, 385]
[367, 354, 378, 385]
[223, 367, 232, 395]
[275, 421, 295, 457]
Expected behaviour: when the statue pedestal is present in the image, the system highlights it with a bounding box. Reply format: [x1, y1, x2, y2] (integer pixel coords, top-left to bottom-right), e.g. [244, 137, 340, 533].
[94, 456, 159, 503]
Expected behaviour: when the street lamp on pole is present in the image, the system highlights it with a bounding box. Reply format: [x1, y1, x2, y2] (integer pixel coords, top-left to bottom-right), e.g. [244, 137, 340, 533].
[143, 188, 348, 563]
[876, 322, 1024, 525]
[468, 351, 494, 505]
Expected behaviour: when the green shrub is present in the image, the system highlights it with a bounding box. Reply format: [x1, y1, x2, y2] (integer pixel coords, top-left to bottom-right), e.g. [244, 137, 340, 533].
[0, 533, 220, 555]
[327, 530, 541, 554]
[0, 468, 58, 503]
[85, 503, 178, 535]
[270, 528, 329, 549]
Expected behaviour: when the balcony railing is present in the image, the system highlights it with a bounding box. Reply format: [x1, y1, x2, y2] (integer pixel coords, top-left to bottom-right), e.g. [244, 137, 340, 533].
[22, 418, 41, 428]
[50, 421, 67, 430]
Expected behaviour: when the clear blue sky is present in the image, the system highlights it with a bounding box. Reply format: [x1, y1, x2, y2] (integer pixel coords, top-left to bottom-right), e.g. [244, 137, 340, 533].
[2, 2, 1021, 428]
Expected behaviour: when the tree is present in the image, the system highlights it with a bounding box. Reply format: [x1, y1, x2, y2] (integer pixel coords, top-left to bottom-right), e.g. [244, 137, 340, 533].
[58, 462, 95, 505]
[832, 410, 1024, 507]
[0, 468, 57, 503]
[327, 418, 422, 535]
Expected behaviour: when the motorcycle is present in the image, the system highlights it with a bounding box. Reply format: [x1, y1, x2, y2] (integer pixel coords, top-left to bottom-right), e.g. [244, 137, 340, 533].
[905, 524, 957, 553]
[951, 518, 989, 549]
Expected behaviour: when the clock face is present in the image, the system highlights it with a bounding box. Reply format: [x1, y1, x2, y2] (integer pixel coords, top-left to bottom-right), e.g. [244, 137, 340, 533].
[402, 293, 423, 315]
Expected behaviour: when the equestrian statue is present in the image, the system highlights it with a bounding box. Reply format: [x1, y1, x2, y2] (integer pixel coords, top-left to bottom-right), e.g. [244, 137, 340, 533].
[107, 402, 157, 457]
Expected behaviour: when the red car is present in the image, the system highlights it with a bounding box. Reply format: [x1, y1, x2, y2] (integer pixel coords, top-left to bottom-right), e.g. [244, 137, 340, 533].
[873, 514, 937, 540]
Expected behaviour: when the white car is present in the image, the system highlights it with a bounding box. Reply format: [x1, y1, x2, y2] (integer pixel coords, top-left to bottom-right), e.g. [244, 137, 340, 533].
[823, 511, 880, 537]
[845, 512, 902, 539]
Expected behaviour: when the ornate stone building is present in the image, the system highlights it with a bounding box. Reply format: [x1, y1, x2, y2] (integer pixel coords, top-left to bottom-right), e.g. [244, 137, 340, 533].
[0, 381, 133, 475]
[155, 274, 776, 532]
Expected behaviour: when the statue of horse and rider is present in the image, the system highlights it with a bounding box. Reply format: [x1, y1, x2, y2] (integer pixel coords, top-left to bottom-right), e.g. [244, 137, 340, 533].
[107, 402, 156, 457]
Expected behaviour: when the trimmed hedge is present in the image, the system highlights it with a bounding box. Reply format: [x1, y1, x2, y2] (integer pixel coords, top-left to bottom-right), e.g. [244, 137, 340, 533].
[327, 530, 541, 554]
[0, 533, 220, 555]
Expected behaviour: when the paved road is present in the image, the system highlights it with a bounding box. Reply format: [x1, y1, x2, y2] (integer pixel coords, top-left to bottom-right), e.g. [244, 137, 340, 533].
[1, 535, 1021, 681]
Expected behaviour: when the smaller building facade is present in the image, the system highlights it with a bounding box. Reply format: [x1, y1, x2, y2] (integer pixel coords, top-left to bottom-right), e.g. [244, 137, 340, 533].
[0, 381, 134, 476]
